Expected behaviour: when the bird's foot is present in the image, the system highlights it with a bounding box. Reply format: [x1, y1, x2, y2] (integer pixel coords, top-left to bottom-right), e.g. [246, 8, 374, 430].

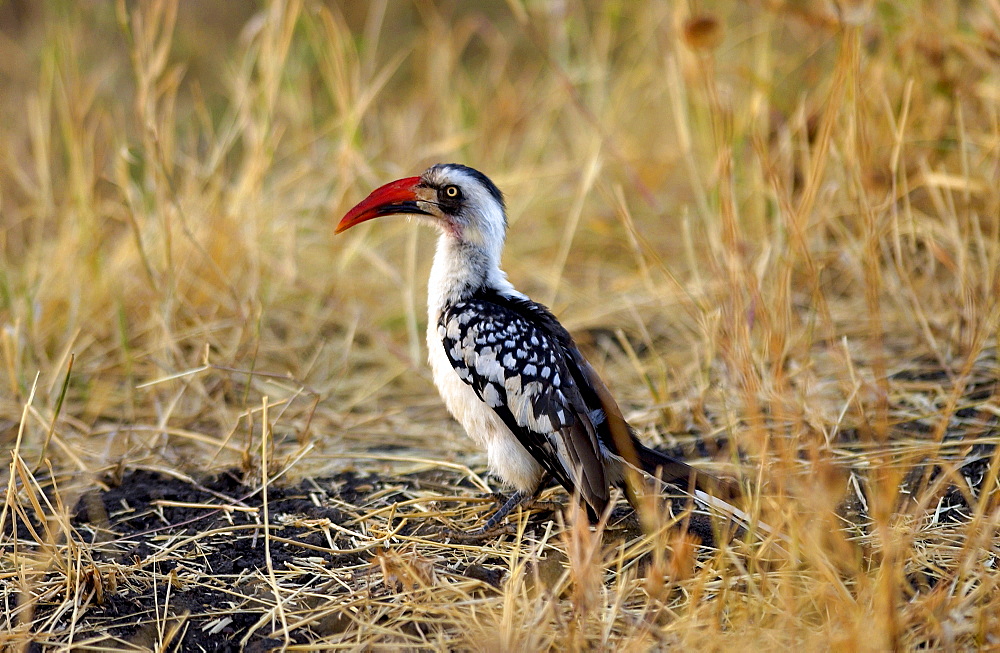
[433, 521, 517, 543]
[433, 489, 543, 541]
[524, 499, 561, 514]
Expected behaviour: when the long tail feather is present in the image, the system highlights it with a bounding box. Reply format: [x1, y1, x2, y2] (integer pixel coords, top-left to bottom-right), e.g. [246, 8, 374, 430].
[630, 442, 780, 539]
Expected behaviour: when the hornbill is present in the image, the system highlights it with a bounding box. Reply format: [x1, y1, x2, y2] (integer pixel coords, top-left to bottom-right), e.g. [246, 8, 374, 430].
[337, 163, 750, 536]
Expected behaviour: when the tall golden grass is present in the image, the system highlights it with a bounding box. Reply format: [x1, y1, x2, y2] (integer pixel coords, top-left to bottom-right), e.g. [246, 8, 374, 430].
[1, 0, 999, 649]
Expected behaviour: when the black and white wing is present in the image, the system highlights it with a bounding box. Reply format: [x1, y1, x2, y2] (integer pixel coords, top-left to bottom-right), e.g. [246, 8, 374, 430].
[438, 290, 611, 511]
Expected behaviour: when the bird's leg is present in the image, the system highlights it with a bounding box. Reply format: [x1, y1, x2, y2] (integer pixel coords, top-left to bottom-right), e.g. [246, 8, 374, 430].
[432, 494, 524, 542]
[440, 476, 553, 542]
[478, 490, 533, 532]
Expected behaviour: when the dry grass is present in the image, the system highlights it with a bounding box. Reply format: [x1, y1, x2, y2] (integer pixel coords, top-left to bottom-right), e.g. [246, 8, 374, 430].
[1, 0, 999, 649]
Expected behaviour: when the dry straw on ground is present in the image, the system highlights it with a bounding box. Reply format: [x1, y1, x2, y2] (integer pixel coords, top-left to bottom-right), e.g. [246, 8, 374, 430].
[1, 1, 998, 650]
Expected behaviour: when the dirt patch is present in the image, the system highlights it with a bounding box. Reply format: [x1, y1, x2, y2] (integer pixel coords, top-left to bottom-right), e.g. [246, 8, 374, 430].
[9, 468, 477, 651]
[62, 470, 376, 650]
[9, 463, 741, 650]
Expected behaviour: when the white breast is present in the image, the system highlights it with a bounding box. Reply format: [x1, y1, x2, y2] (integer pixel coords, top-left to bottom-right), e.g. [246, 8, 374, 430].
[426, 235, 544, 493]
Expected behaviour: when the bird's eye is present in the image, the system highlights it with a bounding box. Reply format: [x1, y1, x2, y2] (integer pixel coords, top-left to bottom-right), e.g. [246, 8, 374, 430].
[443, 185, 461, 199]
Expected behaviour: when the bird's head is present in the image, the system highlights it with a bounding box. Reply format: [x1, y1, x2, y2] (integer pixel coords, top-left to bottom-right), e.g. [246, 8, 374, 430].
[336, 163, 507, 256]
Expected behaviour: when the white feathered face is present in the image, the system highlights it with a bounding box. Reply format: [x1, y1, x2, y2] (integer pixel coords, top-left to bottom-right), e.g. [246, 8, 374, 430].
[336, 163, 507, 253]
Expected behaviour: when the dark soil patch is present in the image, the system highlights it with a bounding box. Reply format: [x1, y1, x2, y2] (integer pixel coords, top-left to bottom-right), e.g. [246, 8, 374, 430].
[17, 464, 730, 651]
[22, 468, 429, 652]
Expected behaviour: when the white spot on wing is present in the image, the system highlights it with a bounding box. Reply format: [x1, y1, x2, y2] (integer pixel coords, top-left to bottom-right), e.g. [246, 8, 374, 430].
[475, 355, 504, 380]
[482, 383, 502, 407]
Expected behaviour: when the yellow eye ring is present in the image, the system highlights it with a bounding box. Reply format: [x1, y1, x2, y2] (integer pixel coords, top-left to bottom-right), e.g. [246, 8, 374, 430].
[444, 186, 459, 198]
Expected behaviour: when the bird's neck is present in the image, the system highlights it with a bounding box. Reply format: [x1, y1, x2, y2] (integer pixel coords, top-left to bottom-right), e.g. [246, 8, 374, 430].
[427, 233, 519, 317]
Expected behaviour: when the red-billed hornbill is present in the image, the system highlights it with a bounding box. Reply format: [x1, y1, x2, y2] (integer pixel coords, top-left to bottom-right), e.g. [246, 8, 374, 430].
[337, 163, 741, 535]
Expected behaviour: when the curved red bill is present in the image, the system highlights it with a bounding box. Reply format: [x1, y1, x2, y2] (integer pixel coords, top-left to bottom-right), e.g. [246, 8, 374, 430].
[335, 176, 429, 233]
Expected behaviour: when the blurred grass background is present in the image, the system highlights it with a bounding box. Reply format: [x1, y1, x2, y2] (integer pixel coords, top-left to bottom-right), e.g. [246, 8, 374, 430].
[1, 0, 999, 648]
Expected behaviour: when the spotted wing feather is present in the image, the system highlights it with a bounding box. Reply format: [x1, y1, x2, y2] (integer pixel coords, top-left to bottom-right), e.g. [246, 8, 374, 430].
[438, 294, 610, 511]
